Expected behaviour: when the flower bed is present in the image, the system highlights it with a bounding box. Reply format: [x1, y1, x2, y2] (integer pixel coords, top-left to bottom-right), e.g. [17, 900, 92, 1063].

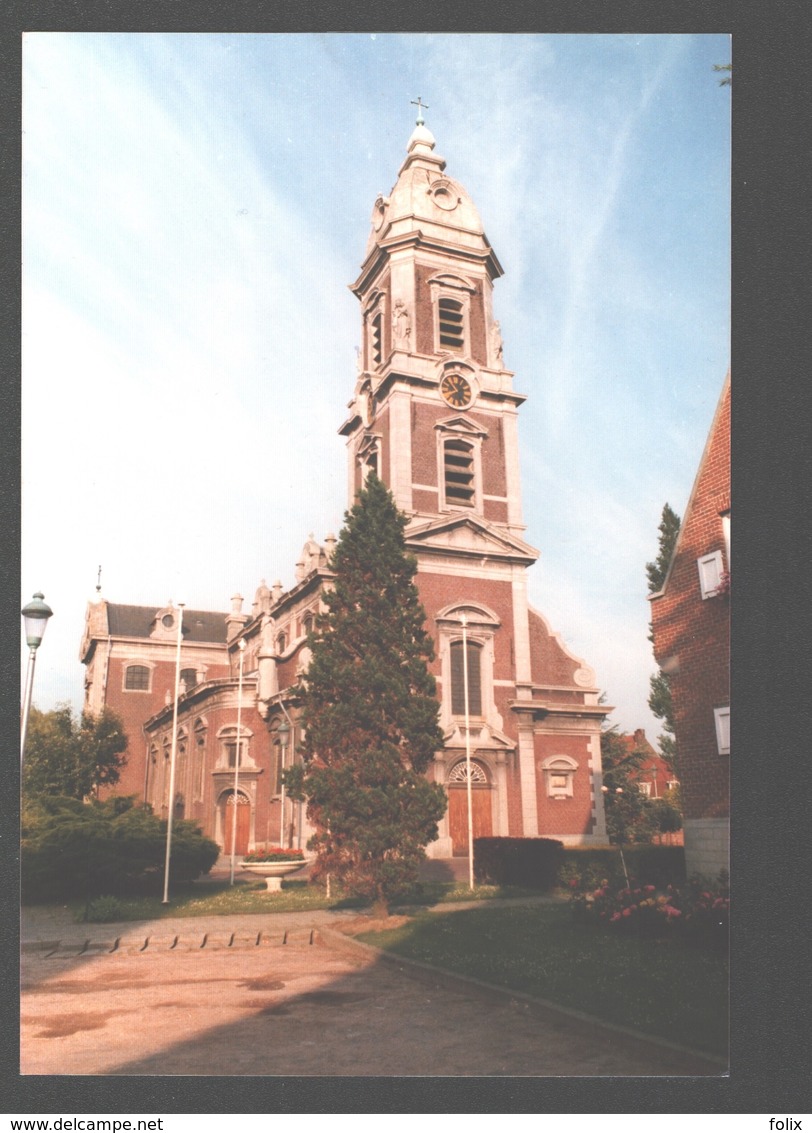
[242, 848, 305, 863]
[570, 871, 729, 949]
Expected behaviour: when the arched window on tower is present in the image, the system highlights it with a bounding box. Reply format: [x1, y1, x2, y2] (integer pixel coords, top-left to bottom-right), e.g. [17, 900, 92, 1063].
[450, 638, 483, 717]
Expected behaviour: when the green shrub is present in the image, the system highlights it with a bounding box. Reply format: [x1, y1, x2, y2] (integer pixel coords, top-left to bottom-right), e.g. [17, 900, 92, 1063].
[22, 796, 219, 902]
[474, 837, 563, 889]
[78, 895, 126, 923]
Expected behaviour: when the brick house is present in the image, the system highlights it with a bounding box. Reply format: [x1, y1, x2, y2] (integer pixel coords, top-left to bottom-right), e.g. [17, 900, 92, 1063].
[623, 728, 679, 800]
[649, 374, 730, 876]
[79, 599, 231, 800]
[622, 728, 683, 846]
[80, 115, 611, 856]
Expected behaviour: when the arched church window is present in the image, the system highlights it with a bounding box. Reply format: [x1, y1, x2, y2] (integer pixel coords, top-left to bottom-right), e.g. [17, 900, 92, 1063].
[276, 631, 287, 654]
[444, 439, 476, 507]
[193, 717, 207, 801]
[447, 759, 489, 784]
[124, 664, 151, 691]
[450, 638, 483, 717]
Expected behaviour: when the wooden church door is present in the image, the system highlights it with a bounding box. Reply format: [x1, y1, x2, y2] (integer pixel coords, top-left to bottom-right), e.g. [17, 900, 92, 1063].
[447, 760, 493, 856]
[222, 792, 250, 855]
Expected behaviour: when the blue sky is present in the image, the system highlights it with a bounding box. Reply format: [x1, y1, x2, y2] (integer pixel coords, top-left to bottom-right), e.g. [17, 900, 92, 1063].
[22, 33, 730, 744]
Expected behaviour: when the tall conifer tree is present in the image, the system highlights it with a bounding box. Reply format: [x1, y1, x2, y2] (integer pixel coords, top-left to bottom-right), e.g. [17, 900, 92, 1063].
[646, 502, 681, 772]
[293, 474, 446, 916]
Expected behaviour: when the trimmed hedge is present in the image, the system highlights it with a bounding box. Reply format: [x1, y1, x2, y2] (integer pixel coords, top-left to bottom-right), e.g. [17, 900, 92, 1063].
[474, 837, 564, 889]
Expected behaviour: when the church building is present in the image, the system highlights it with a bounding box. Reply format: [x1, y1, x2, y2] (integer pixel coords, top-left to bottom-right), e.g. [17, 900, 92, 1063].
[80, 111, 609, 857]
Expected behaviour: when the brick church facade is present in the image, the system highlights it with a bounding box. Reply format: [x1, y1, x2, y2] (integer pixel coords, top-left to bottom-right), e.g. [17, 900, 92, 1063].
[80, 115, 609, 857]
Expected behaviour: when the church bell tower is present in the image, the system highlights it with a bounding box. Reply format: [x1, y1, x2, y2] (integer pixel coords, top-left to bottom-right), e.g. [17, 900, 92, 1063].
[341, 107, 607, 854]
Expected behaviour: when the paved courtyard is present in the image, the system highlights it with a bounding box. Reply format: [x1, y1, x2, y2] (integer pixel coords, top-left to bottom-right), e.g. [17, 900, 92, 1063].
[21, 904, 725, 1077]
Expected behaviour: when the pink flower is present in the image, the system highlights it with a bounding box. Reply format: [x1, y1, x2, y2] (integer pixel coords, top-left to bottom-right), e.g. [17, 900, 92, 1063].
[644, 885, 656, 893]
[610, 912, 621, 922]
[622, 907, 632, 917]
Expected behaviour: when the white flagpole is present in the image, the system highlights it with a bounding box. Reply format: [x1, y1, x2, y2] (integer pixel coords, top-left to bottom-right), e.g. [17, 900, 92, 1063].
[162, 603, 185, 905]
[230, 639, 246, 885]
[461, 612, 474, 891]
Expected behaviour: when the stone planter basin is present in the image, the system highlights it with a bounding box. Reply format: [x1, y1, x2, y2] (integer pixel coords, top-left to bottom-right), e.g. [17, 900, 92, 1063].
[240, 859, 308, 891]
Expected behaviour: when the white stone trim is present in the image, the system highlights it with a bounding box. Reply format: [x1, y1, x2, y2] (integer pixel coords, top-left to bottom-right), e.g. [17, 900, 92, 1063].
[511, 565, 533, 688]
[388, 389, 413, 511]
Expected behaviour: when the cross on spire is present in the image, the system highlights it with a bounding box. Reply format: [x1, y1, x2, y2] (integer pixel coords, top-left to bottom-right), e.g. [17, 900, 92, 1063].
[411, 96, 429, 126]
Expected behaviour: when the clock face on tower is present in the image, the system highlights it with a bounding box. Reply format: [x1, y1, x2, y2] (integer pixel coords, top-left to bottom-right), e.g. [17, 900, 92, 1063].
[440, 373, 473, 409]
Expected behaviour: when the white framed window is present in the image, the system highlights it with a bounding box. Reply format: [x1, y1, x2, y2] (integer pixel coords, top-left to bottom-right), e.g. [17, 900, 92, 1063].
[697, 550, 725, 599]
[714, 706, 730, 755]
[638, 781, 652, 797]
[541, 755, 578, 799]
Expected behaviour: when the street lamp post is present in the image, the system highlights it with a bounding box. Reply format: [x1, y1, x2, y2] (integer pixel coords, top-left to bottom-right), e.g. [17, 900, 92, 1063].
[276, 719, 291, 847]
[20, 592, 53, 763]
[229, 639, 247, 886]
[161, 603, 185, 904]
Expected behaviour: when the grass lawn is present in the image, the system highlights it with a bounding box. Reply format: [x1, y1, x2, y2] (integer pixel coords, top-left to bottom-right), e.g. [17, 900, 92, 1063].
[39, 878, 539, 923]
[358, 903, 729, 1058]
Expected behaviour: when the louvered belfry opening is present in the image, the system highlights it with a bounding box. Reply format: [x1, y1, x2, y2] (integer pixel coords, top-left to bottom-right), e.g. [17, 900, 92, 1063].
[438, 297, 464, 350]
[450, 638, 483, 716]
[370, 311, 383, 365]
[444, 439, 475, 506]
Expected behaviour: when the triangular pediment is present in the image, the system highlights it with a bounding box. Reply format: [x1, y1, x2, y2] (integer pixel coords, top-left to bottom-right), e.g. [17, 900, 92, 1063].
[434, 414, 488, 439]
[406, 513, 539, 565]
